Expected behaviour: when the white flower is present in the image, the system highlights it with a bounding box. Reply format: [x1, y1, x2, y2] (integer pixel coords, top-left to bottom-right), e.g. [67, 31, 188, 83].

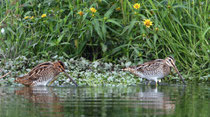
[1, 28, 5, 34]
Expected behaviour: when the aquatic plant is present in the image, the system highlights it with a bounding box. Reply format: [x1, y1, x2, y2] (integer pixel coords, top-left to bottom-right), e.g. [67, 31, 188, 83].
[1, 56, 208, 87]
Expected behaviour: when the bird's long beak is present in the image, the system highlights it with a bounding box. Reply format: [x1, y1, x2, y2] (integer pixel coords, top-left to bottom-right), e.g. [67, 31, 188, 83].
[63, 71, 78, 87]
[172, 64, 186, 85]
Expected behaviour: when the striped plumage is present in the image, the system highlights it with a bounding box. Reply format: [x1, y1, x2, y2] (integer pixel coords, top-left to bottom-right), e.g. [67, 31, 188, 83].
[123, 56, 186, 85]
[15, 61, 78, 87]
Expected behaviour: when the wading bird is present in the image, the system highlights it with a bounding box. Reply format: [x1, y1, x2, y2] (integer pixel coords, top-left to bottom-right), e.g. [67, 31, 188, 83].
[122, 56, 186, 85]
[15, 61, 78, 87]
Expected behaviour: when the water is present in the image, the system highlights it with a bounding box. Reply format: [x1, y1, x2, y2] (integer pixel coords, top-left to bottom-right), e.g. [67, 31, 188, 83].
[0, 83, 209, 117]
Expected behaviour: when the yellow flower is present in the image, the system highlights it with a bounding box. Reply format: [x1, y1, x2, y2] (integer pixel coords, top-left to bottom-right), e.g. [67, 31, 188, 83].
[143, 19, 153, 28]
[133, 3, 140, 9]
[116, 7, 120, 11]
[78, 11, 84, 16]
[90, 7, 97, 13]
[155, 27, 159, 31]
[24, 16, 29, 19]
[30, 16, 34, 19]
[41, 14, 47, 18]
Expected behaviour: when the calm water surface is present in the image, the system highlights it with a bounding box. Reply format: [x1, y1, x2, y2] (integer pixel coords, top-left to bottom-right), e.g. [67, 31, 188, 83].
[0, 83, 209, 117]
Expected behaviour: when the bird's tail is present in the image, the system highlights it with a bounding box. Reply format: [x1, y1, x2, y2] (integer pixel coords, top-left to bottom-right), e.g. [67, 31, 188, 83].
[15, 75, 32, 86]
[15, 76, 26, 82]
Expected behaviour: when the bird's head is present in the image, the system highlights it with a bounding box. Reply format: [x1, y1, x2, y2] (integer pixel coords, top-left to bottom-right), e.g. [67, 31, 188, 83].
[165, 56, 186, 84]
[54, 61, 65, 72]
[54, 61, 78, 86]
[165, 56, 176, 68]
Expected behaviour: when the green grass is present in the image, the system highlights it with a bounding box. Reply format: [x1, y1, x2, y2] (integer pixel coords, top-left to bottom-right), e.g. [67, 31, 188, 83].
[0, 0, 209, 80]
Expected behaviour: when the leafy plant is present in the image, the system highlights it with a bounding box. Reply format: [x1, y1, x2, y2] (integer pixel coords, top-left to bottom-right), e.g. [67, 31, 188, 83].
[0, 0, 209, 80]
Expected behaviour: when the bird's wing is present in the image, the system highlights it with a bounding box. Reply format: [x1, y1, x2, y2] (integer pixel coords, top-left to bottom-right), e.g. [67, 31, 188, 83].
[136, 59, 164, 72]
[27, 62, 53, 80]
[29, 62, 52, 72]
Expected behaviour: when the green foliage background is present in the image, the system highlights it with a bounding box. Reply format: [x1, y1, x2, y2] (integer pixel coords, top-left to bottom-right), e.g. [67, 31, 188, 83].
[0, 0, 209, 80]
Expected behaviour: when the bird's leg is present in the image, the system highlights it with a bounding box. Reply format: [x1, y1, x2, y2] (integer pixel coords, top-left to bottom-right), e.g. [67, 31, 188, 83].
[155, 79, 158, 86]
[48, 76, 58, 86]
[155, 81, 158, 86]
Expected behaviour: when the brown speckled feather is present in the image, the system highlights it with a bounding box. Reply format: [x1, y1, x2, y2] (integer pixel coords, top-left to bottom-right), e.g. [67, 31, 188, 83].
[28, 62, 53, 80]
[15, 62, 53, 84]
[29, 62, 53, 73]
[122, 57, 186, 84]
[15, 61, 78, 87]
[15, 62, 57, 86]
[136, 59, 165, 72]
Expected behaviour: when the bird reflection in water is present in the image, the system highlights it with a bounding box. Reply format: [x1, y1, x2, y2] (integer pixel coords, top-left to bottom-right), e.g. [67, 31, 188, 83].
[132, 86, 176, 115]
[15, 87, 63, 117]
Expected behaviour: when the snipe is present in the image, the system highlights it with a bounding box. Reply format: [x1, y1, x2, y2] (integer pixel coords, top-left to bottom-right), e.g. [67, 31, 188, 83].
[122, 56, 186, 85]
[15, 61, 78, 87]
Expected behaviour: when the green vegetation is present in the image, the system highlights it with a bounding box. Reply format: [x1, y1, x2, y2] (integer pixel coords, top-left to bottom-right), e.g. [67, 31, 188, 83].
[0, 0, 209, 83]
[0, 56, 208, 87]
[0, 56, 137, 86]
